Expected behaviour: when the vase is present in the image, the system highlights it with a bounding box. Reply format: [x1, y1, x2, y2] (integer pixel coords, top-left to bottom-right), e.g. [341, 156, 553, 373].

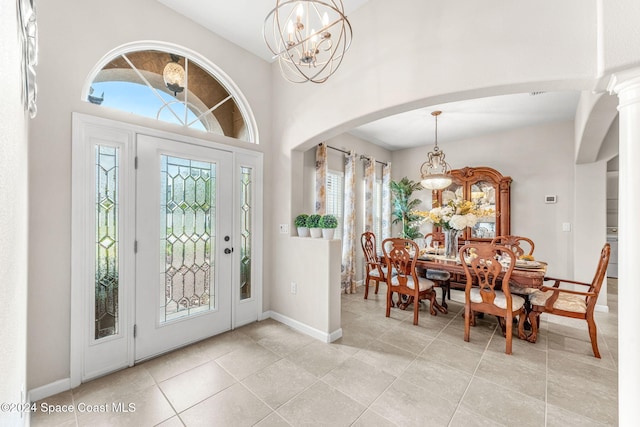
[444, 229, 462, 259]
[322, 228, 335, 240]
[297, 227, 310, 237]
[309, 227, 322, 238]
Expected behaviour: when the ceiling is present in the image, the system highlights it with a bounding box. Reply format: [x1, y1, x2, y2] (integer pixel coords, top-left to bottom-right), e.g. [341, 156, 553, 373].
[156, 1, 581, 150]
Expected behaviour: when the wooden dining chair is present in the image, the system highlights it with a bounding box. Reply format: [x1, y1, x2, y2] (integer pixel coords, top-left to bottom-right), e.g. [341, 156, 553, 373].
[527, 243, 610, 358]
[382, 238, 439, 325]
[491, 235, 537, 315]
[424, 232, 451, 307]
[459, 242, 527, 355]
[361, 232, 388, 300]
[490, 235, 535, 259]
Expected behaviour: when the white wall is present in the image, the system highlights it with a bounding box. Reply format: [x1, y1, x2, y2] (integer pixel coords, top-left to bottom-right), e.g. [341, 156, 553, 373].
[392, 121, 578, 280]
[0, 1, 29, 425]
[29, 0, 272, 391]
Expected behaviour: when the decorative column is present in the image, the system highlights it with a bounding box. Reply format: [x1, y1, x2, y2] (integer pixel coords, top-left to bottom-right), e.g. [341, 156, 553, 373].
[608, 68, 640, 424]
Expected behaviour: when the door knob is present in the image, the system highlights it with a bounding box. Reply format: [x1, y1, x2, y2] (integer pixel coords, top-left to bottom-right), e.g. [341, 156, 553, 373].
[224, 248, 233, 254]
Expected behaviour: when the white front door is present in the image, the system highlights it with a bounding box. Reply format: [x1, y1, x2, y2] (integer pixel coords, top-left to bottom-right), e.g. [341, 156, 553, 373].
[72, 116, 263, 384]
[135, 134, 233, 361]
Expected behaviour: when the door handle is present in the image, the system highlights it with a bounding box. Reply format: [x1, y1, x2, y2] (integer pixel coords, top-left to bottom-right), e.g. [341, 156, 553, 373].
[224, 248, 234, 254]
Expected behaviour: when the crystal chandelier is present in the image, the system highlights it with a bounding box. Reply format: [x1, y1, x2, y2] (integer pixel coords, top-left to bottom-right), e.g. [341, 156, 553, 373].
[263, 0, 353, 83]
[420, 111, 453, 190]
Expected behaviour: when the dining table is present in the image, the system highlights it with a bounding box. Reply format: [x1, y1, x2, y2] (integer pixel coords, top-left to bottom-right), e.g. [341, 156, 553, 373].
[414, 253, 548, 290]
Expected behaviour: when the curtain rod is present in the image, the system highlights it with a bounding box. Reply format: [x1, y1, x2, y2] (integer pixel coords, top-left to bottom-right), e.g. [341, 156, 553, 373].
[359, 154, 388, 167]
[321, 144, 388, 166]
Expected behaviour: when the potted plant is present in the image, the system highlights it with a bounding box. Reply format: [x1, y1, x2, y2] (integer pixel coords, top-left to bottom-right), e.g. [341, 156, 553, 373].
[306, 214, 322, 238]
[319, 214, 338, 239]
[390, 177, 424, 239]
[295, 214, 310, 237]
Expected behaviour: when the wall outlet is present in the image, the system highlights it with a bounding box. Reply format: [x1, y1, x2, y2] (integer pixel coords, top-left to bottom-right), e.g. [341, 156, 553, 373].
[290, 282, 297, 294]
[279, 224, 289, 234]
[562, 222, 571, 232]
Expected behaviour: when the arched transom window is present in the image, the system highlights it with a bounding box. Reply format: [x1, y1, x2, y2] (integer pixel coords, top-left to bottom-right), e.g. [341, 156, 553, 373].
[83, 44, 256, 143]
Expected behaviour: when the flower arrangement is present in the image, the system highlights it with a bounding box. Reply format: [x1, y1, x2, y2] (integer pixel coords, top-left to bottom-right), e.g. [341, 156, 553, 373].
[414, 198, 494, 230]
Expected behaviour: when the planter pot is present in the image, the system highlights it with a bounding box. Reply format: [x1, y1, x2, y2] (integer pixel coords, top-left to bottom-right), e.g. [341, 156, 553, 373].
[309, 227, 322, 238]
[322, 228, 335, 240]
[297, 227, 310, 237]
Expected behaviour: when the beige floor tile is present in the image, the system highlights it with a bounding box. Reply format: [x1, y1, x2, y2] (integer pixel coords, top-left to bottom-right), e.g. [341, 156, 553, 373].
[546, 365, 617, 425]
[545, 404, 609, 427]
[142, 343, 211, 383]
[420, 339, 484, 375]
[352, 340, 416, 378]
[399, 356, 472, 405]
[32, 390, 77, 427]
[286, 340, 351, 377]
[449, 406, 508, 427]
[47, 279, 617, 427]
[377, 324, 435, 355]
[351, 409, 398, 426]
[75, 385, 175, 427]
[155, 415, 185, 427]
[215, 342, 281, 380]
[72, 365, 156, 406]
[192, 329, 255, 361]
[322, 358, 396, 407]
[277, 381, 365, 426]
[255, 325, 315, 357]
[253, 411, 291, 426]
[241, 358, 317, 409]
[159, 360, 236, 413]
[179, 383, 271, 426]
[369, 379, 457, 426]
[474, 350, 547, 400]
[459, 377, 545, 427]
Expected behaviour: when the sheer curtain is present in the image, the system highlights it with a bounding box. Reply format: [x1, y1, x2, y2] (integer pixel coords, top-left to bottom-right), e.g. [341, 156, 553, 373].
[341, 152, 356, 293]
[315, 143, 327, 214]
[382, 162, 392, 241]
[363, 157, 375, 232]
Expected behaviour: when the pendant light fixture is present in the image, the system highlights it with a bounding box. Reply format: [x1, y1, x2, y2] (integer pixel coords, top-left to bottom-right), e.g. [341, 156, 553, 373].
[419, 111, 453, 190]
[263, 0, 353, 83]
[163, 54, 185, 96]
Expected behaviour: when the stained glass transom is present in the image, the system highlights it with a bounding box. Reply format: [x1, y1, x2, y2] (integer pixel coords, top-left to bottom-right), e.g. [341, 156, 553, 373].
[240, 167, 252, 300]
[161, 155, 216, 322]
[95, 145, 119, 339]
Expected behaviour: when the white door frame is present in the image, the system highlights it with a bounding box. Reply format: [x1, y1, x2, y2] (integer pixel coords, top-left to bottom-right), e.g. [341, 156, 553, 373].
[70, 113, 263, 387]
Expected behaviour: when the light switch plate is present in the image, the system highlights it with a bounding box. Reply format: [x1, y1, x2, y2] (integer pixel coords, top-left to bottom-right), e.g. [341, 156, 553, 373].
[562, 222, 571, 232]
[279, 224, 289, 234]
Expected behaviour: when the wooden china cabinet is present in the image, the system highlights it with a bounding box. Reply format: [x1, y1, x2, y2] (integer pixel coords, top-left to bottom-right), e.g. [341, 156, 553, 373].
[432, 166, 512, 242]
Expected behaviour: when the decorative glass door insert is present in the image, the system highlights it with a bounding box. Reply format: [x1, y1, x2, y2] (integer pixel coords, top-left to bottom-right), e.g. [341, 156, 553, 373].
[161, 155, 216, 322]
[95, 145, 120, 339]
[135, 134, 232, 361]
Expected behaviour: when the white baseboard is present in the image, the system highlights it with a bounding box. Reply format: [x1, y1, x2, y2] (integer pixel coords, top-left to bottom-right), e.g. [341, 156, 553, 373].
[29, 378, 71, 402]
[595, 304, 609, 313]
[261, 310, 342, 343]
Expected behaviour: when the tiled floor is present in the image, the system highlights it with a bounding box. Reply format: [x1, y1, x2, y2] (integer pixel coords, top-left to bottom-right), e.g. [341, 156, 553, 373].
[32, 280, 618, 426]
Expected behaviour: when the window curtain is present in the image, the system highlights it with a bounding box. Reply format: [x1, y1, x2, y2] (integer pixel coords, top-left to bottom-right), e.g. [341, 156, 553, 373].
[315, 143, 327, 214]
[341, 152, 356, 293]
[363, 157, 375, 232]
[381, 162, 392, 241]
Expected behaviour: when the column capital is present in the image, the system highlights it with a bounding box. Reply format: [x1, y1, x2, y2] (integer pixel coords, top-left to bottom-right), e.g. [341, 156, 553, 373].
[608, 66, 640, 95]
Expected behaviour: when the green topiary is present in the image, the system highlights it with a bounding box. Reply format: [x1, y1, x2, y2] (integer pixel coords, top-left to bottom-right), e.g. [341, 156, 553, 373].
[306, 214, 321, 228]
[319, 214, 338, 228]
[295, 214, 309, 227]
